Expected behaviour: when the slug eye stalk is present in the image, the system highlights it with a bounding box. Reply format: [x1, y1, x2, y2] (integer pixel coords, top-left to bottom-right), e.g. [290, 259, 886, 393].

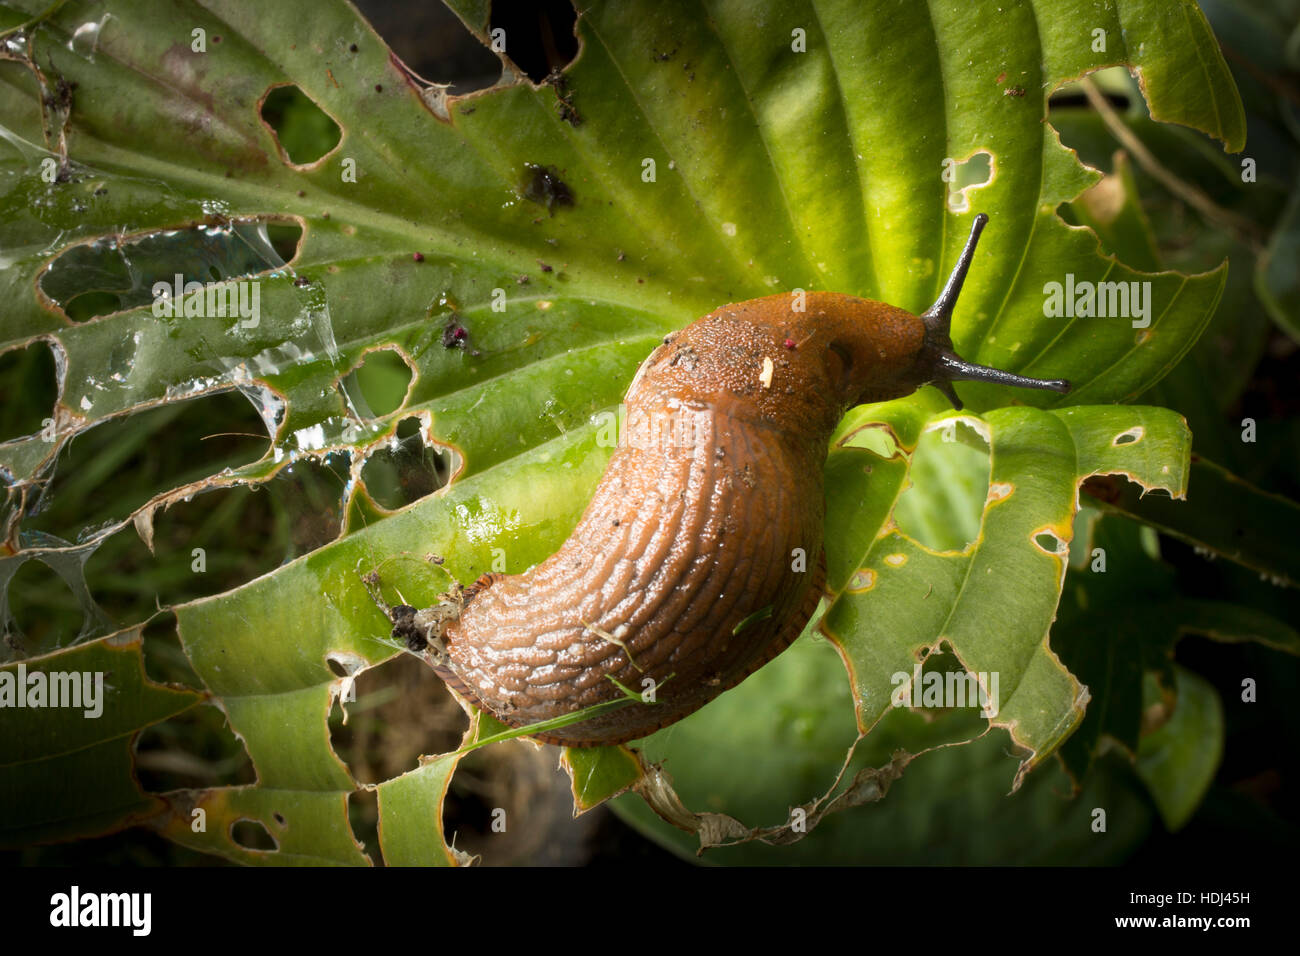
[918, 212, 1071, 410]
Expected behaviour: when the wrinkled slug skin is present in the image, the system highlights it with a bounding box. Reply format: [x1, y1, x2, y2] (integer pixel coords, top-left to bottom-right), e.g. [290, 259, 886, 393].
[438, 293, 927, 746]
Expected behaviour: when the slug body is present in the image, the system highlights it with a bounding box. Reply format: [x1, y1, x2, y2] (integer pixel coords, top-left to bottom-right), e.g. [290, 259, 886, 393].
[395, 215, 1068, 746]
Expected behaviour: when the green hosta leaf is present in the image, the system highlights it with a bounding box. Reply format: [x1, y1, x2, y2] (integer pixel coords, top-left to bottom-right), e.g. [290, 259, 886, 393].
[612, 633, 1155, 864]
[1054, 508, 1297, 784]
[0, 4, 32, 33]
[1135, 665, 1224, 831]
[821, 404, 1191, 787]
[0, 0, 1246, 862]
[562, 744, 645, 813]
[165, 423, 611, 864]
[0, 624, 202, 847]
[1054, 510, 1173, 780]
[1086, 455, 1300, 587]
[1069, 150, 1162, 273]
[375, 710, 500, 867]
[153, 785, 368, 866]
[0, 0, 1240, 500]
[1256, 170, 1300, 340]
[1156, 600, 1300, 655]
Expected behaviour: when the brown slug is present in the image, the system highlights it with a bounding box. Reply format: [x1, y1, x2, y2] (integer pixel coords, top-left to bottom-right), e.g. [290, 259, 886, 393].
[388, 213, 1068, 746]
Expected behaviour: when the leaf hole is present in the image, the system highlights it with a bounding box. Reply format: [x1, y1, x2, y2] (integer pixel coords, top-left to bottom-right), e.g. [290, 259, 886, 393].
[327, 650, 367, 680]
[519, 163, 575, 213]
[354, 0, 501, 94]
[37, 218, 302, 323]
[99, 463, 346, 623]
[347, 787, 381, 866]
[444, 740, 587, 864]
[1033, 530, 1067, 555]
[64, 291, 122, 322]
[489, 0, 579, 83]
[338, 347, 415, 420]
[266, 222, 304, 264]
[0, 340, 59, 442]
[140, 611, 204, 689]
[1049, 74, 1133, 111]
[359, 417, 456, 511]
[3, 557, 82, 657]
[230, 818, 278, 852]
[836, 423, 900, 458]
[893, 421, 991, 552]
[845, 568, 875, 593]
[328, 651, 468, 786]
[134, 703, 256, 792]
[905, 646, 994, 715]
[1113, 427, 1143, 446]
[259, 85, 341, 166]
[946, 151, 994, 214]
[24, 392, 270, 546]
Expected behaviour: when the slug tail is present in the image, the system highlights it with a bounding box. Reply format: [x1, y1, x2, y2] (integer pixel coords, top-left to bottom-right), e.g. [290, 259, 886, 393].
[430, 556, 829, 749]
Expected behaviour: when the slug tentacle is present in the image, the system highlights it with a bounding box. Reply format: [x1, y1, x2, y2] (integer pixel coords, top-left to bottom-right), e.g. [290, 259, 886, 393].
[915, 213, 1072, 410]
[390, 213, 1071, 746]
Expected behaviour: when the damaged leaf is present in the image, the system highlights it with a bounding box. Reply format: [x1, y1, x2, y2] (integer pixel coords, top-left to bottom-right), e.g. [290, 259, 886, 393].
[0, 624, 202, 847]
[0, 0, 1253, 863]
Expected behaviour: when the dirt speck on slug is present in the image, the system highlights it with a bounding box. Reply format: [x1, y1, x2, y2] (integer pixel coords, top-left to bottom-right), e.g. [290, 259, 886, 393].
[669, 346, 698, 371]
